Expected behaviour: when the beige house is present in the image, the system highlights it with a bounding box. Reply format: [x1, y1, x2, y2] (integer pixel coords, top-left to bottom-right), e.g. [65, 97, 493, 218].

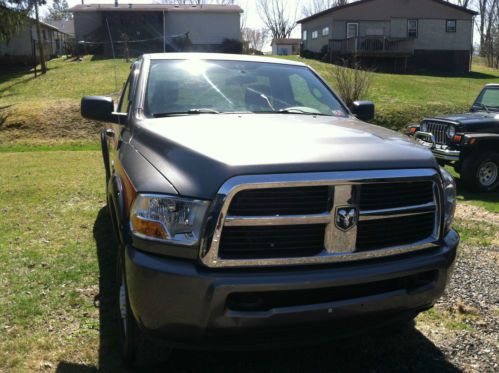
[298, 0, 478, 73]
[71, 3, 242, 55]
[0, 19, 70, 66]
[271, 38, 301, 56]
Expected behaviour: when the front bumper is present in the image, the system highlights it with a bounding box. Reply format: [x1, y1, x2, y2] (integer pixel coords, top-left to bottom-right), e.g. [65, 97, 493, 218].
[413, 132, 461, 162]
[432, 148, 461, 162]
[125, 230, 459, 349]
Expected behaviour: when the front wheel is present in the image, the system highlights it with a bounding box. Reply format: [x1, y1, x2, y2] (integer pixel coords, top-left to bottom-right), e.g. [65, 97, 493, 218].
[118, 251, 172, 368]
[461, 151, 499, 192]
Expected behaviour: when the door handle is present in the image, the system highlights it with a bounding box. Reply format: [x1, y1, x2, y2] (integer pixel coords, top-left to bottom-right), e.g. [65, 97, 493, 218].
[105, 129, 115, 138]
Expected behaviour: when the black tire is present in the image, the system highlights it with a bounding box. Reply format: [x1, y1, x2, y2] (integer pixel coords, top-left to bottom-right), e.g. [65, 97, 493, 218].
[461, 151, 499, 192]
[101, 129, 111, 184]
[117, 251, 172, 368]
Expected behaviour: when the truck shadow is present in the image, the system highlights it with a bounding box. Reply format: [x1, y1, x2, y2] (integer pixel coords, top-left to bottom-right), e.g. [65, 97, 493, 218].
[87, 207, 460, 373]
[454, 176, 499, 207]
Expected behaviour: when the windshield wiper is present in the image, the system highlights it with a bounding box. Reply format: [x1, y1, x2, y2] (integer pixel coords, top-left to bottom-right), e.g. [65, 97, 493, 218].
[473, 103, 492, 113]
[278, 107, 332, 116]
[252, 109, 332, 116]
[153, 108, 220, 117]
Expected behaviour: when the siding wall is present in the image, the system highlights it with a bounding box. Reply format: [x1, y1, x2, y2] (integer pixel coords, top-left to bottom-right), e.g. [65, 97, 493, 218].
[74, 10, 240, 47]
[74, 12, 102, 42]
[0, 24, 58, 65]
[300, 0, 474, 53]
[302, 16, 332, 53]
[414, 19, 472, 50]
[164, 12, 240, 44]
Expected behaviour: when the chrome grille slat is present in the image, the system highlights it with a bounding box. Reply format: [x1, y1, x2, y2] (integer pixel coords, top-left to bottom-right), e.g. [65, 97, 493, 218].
[425, 121, 449, 145]
[200, 170, 442, 268]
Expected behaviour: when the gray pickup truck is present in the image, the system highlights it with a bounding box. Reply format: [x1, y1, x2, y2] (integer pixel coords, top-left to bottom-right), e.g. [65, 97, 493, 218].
[81, 53, 458, 366]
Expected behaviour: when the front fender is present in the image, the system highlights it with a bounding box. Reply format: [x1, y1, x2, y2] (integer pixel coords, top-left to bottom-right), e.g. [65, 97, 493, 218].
[108, 174, 130, 245]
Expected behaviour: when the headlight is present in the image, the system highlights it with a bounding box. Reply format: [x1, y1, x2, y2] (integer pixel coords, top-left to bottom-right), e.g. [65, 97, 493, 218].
[439, 167, 456, 233]
[446, 126, 456, 138]
[420, 122, 428, 132]
[130, 194, 210, 245]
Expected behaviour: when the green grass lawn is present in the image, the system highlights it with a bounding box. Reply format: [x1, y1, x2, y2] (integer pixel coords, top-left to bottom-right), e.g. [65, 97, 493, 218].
[1, 55, 498, 148]
[0, 151, 106, 370]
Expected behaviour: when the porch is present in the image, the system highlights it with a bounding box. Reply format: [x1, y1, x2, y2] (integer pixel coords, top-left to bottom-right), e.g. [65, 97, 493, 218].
[329, 37, 415, 57]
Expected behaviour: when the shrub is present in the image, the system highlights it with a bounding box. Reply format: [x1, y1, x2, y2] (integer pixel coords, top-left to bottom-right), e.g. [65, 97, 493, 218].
[332, 59, 372, 107]
[219, 39, 243, 54]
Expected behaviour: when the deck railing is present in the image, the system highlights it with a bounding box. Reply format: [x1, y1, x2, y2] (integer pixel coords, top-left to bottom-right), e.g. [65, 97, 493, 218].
[329, 37, 415, 56]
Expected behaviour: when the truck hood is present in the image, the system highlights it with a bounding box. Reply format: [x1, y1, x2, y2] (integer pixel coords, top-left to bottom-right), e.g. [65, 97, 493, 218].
[430, 111, 499, 127]
[132, 114, 437, 199]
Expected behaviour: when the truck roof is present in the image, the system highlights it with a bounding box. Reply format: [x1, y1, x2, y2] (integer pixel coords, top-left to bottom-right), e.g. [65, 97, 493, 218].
[143, 53, 307, 67]
[485, 83, 499, 87]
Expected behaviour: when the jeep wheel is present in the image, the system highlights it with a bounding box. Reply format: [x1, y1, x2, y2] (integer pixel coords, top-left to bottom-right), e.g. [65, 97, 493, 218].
[118, 252, 171, 368]
[461, 151, 499, 192]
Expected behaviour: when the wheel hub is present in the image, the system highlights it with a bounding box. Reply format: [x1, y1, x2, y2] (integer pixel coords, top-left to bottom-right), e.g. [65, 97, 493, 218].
[478, 161, 498, 187]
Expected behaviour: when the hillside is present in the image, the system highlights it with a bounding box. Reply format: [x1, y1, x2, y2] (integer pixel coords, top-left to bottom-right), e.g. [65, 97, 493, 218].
[0, 55, 498, 148]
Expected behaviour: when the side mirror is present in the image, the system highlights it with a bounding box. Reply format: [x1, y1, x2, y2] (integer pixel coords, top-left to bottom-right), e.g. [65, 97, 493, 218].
[351, 101, 375, 122]
[81, 96, 115, 122]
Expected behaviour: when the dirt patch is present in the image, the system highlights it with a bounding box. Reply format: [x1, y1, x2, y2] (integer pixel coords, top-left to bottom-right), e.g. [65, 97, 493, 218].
[0, 100, 101, 146]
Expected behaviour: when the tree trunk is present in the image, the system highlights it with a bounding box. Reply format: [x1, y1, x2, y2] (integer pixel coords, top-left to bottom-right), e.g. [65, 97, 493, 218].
[34, 0, 47, 75]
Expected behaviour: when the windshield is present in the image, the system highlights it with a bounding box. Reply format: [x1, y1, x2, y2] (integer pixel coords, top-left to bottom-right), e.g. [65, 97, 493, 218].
[144, 59, 348, 118]
[474, 87, 499, 111]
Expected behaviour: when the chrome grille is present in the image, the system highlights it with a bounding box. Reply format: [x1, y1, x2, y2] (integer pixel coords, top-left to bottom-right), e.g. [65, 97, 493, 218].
[228, 186, 331, 216]
[425, 121, 449, 145]
[201, 170, 442, 268]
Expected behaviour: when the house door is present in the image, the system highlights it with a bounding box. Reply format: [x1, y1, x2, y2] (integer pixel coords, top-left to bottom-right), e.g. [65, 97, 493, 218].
[346, 22, 359, 51]
[346, 22, 359, 39]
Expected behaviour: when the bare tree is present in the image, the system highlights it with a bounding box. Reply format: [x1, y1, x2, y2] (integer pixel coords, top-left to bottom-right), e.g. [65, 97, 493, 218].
[444, 0, 473, 7]
[257, 0, 297, 39]
[302, 0, 348, 17]
[241, 27, 268, 52]
[238, 0, 247, 32]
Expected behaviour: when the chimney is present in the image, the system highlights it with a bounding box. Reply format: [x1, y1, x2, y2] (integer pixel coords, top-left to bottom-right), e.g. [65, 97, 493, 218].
[114, 0, 118, 7]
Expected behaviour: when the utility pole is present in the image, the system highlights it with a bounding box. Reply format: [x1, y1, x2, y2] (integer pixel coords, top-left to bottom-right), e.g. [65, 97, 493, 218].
[33, 0, 47, 75]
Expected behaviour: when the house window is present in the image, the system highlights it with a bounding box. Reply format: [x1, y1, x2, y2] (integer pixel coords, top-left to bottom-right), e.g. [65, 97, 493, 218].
[408, 19, 418, 38]
[446, 19, 457, 33]
[322, 27, 329, 37]
[312, 30, 318, 39]
[42, 30, 47, 40]
[302, 30, 307, 41]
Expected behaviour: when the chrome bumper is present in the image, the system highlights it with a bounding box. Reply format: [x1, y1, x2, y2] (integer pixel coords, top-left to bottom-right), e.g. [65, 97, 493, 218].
[414, 132, 461, 162]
